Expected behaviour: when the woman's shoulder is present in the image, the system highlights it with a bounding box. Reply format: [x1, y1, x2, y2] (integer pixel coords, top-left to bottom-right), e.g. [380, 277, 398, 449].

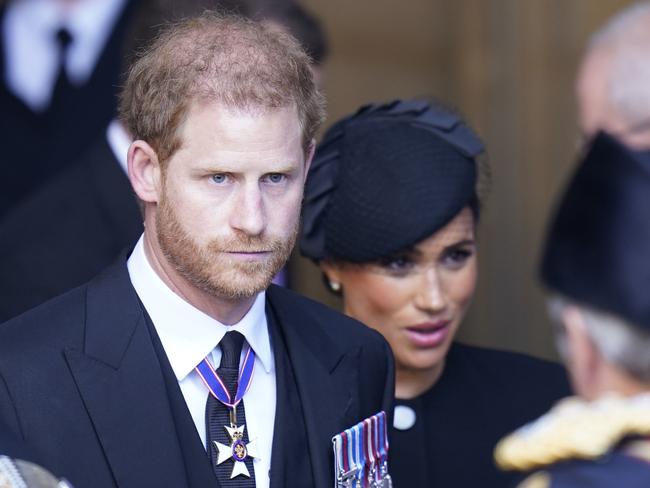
[446, 342, 571, 402]
[449, 342, 564, 375]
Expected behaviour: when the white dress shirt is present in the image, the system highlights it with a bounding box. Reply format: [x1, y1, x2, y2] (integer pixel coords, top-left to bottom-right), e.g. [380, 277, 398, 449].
[127, 236, 276, 487]
[2, 0, 127, 111]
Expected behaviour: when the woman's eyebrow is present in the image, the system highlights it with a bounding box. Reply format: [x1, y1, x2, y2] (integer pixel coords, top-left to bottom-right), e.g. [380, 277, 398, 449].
[442, 239, 476, 251]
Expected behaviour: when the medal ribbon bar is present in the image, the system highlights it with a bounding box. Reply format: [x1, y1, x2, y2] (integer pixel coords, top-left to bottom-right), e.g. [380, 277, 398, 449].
[332, 411, 392, 488]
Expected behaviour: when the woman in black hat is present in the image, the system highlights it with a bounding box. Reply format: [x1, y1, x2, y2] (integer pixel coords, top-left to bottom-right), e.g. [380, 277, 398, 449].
[300, 100, 571, 487]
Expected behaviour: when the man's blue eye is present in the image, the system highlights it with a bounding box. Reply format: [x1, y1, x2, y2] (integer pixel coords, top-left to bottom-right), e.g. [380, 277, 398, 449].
[267, 173, 285, 183]
[212, 174, 227, 184]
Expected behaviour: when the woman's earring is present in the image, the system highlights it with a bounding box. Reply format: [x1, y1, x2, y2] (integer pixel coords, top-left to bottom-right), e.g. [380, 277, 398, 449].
[329, 281, 341, 292]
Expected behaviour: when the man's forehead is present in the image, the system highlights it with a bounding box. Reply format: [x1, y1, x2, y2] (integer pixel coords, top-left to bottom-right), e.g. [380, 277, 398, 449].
[167, 100, 304, 165]
[178, 101, 300, 139]
[186, 98, 300, 121]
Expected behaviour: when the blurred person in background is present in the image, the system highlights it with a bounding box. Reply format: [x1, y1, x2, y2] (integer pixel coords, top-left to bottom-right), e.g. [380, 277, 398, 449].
[0, 0, 157, 322]
[577, 1, 650, 149]
[496, 133, 650, 487]
[0, 0, 325, 322]
[0, 0, 140, 217]
[299, 99, 570, 487]
[258, 1, 328, 90]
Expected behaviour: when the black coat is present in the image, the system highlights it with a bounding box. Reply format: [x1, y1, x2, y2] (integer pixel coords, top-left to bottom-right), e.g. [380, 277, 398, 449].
[0, 260, 394, 488]
[390, 343, 571, 488]
[0, 137, 142, 322]
[0, 418, 38, 463]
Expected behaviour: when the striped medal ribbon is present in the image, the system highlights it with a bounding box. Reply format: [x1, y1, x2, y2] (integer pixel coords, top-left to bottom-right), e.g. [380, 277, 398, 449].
[195, 344, 256, 410]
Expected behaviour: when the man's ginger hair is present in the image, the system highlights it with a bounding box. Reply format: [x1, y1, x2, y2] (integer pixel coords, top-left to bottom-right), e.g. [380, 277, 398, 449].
[119, 11, 325, 162]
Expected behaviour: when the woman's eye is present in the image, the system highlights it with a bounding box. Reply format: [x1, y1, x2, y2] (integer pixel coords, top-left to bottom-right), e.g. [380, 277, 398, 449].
[443, 248, 472, 266]
[211, 173, 228, 184]
[376, 255, 415, 274]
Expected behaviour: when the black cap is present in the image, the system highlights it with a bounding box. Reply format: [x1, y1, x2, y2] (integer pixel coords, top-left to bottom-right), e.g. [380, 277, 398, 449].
[541, 132, 650, 330]
[300, 100, 484, 263]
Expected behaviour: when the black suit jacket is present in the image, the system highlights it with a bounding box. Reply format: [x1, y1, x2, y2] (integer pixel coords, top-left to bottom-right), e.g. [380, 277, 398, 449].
[0, 137, 143, 322]
[0, 260, 394, 488]
[0, 418, 39, 463]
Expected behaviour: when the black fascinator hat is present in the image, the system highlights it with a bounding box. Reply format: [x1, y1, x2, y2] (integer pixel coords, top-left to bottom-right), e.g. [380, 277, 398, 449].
[300, 99, 485, 263]
[541, 132, 650, 330]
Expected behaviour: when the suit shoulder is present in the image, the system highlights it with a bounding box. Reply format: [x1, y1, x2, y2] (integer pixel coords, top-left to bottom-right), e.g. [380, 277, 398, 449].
[267, 285, 388, 348]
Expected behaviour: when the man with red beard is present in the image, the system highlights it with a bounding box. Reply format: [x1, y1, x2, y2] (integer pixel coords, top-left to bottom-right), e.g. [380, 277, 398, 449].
[0, 12, 394, 488]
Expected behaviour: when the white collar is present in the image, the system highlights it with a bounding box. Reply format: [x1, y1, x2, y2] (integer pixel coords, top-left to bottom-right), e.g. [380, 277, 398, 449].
[106, 119, 131, 174]
[127, 235, 273, 381]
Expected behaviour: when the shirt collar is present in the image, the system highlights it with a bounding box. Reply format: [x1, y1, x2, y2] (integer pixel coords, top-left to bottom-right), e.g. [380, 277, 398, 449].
[127, 235, 273, 381]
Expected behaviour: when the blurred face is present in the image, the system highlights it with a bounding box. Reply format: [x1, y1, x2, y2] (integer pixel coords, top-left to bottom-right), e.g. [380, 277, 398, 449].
[576, 48, 650, 149]
[577, 49, 622, 140]
[326, 208, 477, 378]
[155, 103, 310, 300]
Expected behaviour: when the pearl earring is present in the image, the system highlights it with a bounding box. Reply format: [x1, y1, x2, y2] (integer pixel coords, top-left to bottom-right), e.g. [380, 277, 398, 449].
[329, 281, 341, 292]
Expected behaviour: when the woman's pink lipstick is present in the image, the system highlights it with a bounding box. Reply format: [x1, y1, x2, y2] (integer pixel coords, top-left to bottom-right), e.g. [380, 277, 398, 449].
[405, 321, 451, 348]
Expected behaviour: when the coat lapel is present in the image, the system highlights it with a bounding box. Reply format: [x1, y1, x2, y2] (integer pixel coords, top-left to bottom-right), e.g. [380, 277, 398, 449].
[267, 286, 359, 488]
[64, 262, 189, 488]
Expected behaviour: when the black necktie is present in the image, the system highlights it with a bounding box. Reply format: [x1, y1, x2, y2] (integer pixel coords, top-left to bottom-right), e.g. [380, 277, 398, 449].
[206, 331, 256, 486]
[51, 27, 73, 106]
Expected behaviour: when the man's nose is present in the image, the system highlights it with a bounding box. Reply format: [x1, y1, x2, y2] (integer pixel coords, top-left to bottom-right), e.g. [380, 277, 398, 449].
[229, 183, 265, 236]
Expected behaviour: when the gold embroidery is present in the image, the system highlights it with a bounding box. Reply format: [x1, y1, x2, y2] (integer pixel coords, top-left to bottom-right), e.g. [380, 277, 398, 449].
[495, 393, 650, 471]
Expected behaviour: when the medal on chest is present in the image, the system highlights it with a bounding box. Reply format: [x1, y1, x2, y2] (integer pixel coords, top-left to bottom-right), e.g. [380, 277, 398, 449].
[196, 345, 258, 479]
[213, 413, 259, 478]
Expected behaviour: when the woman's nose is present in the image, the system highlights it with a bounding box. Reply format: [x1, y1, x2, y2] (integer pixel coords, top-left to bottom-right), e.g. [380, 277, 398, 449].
[414, 268, 446, 313]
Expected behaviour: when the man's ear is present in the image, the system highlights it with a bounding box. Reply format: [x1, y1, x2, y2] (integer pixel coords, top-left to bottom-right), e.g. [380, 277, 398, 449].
[302, 139, 316, 183]
[128, 140, 162, 203]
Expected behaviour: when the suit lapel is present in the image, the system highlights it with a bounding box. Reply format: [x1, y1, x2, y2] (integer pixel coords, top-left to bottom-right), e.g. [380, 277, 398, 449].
[267, 286, 359, 488]
[64, 263, 189, 488]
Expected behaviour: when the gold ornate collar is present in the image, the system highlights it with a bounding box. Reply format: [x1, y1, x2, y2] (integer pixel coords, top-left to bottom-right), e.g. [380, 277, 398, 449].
[495, 393, 650, 471]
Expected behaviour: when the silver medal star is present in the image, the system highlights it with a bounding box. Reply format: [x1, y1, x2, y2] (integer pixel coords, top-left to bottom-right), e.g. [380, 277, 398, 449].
[213, 424, 259, 478]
